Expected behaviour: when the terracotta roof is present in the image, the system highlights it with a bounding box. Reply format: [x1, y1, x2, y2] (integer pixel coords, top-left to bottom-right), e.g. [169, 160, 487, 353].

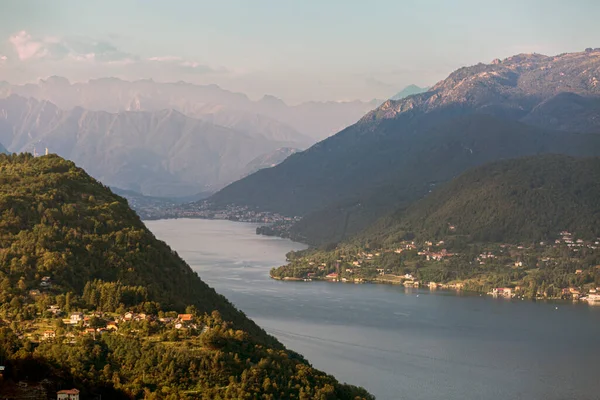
[58, 388, 80, 394]
[178, 314, 193, 321]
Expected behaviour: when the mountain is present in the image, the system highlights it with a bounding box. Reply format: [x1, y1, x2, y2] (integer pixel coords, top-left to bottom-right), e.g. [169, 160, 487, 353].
[0, 95, 306, 197]
[0, 142, 6, 153]
[390, 84, 428, 100]
[0, 153, 372, 399]
[208, 49, 600, 245]
[185, 107, 313, 145]
[365, 155, 600, 246]
[0, 77, 381, 140]
[0, 153, 262, 335]
[243, 147, 300, 177]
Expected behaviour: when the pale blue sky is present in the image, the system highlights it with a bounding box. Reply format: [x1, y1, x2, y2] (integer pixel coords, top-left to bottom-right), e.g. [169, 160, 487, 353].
[0, 0, 598, 103]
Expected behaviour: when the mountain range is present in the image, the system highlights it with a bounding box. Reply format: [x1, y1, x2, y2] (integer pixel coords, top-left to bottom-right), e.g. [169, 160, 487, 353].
[207, 49, 600, 245]
[0, 95, 307, 196]
[0, 77, 381, 141]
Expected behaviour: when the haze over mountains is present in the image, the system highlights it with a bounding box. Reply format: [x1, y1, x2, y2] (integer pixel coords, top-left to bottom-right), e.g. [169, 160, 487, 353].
[0, 95, 310, 196]
[208, 49, 600, 245]
[0, 77, 411, 197]
[242, 147, 300, 178]
[0, 77, 382, 141]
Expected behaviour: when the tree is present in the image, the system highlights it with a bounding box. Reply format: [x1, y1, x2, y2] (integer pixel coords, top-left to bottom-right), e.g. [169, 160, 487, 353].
[89, 316, 106, 329]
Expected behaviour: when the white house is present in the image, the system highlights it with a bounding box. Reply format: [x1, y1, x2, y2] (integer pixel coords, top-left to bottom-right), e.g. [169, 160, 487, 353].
[43, 330, 56, 340]
[70, 312, 84, 324]
[57, 389, 79, 400]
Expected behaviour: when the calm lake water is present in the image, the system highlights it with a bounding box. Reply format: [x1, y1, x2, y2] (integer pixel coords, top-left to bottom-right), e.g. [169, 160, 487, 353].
[146, 218, 600, 400]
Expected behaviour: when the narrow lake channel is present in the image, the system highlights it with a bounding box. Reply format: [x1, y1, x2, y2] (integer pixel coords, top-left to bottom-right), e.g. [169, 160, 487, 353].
[146, 218, 600, 400]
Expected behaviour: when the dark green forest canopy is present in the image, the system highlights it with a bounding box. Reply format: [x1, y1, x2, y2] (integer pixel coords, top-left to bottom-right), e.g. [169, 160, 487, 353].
[361, 155, 600, 248]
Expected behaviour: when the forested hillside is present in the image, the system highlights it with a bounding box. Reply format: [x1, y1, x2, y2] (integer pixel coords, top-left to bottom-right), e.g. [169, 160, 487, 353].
[0, 153, 372, 399]
[271, 155, 600, 298]
[362, 155, 600, 247]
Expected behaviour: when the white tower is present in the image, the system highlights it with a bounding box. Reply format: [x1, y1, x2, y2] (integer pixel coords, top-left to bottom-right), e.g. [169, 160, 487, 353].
[45, 147, 49, 156]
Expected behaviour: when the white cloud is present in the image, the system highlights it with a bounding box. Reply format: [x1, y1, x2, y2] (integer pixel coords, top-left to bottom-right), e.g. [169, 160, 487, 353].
[148, 56, 228, 75]
[69, 53, 96, 62]
[7, 30, 137, 64]
[106, 58, 136, 66]
[9, 31, 48, 60]
[148, 56, 182, 62]
[179, 61, 229, 74]
[5, 30, 231, 79]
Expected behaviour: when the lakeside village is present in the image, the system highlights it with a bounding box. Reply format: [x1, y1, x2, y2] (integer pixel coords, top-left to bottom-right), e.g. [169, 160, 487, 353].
[270, 230, 600, 303]
[129, 198, 300, 229]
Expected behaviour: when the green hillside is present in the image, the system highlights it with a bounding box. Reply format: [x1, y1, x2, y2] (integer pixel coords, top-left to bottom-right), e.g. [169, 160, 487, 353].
[0, 153, 260, 336]
[0, 153, 372, 399]
[271, 155, 600, 298]
[365, 155, 600, 246]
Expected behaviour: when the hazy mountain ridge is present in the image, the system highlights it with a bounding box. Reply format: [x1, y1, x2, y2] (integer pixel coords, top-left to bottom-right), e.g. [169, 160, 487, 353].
[243, 147, 300, 177]
[0, 95, 304, 196]
[390, 84, 429, 100]
[0, 77, 381, 140]
[208, 49, 600, 245]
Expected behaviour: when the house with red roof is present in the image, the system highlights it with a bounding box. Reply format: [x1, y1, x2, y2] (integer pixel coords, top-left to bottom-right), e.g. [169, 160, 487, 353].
[57, 388, 80, 400]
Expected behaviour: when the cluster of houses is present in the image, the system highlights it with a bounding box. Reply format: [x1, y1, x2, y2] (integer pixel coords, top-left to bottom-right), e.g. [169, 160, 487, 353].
[160, 202, 301, 225]
[488, 285, 600, 301]
[39, 311, 206, 342]
[561, 287, 600, 302]
[301, 239, 456, 281]
[476, 252, 498, 264]
[554, 231, 599, 250]
[418, 248, 454, 261]
[490, 287, 515, 298]
[394, 242, 417, 253]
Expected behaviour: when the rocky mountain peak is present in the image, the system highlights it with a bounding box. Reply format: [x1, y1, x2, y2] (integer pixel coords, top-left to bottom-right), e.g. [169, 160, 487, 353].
[361, 49, 600, 123]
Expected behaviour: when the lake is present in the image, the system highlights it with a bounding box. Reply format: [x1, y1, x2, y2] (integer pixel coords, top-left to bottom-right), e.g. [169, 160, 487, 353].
[146, 218, 600, 400]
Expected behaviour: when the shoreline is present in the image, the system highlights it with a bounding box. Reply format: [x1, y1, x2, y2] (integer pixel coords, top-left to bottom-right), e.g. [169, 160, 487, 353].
[269, 273, 600, 304]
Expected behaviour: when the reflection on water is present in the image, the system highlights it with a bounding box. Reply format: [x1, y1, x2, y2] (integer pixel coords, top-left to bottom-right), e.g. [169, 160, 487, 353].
[147, 218, 600, 400]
